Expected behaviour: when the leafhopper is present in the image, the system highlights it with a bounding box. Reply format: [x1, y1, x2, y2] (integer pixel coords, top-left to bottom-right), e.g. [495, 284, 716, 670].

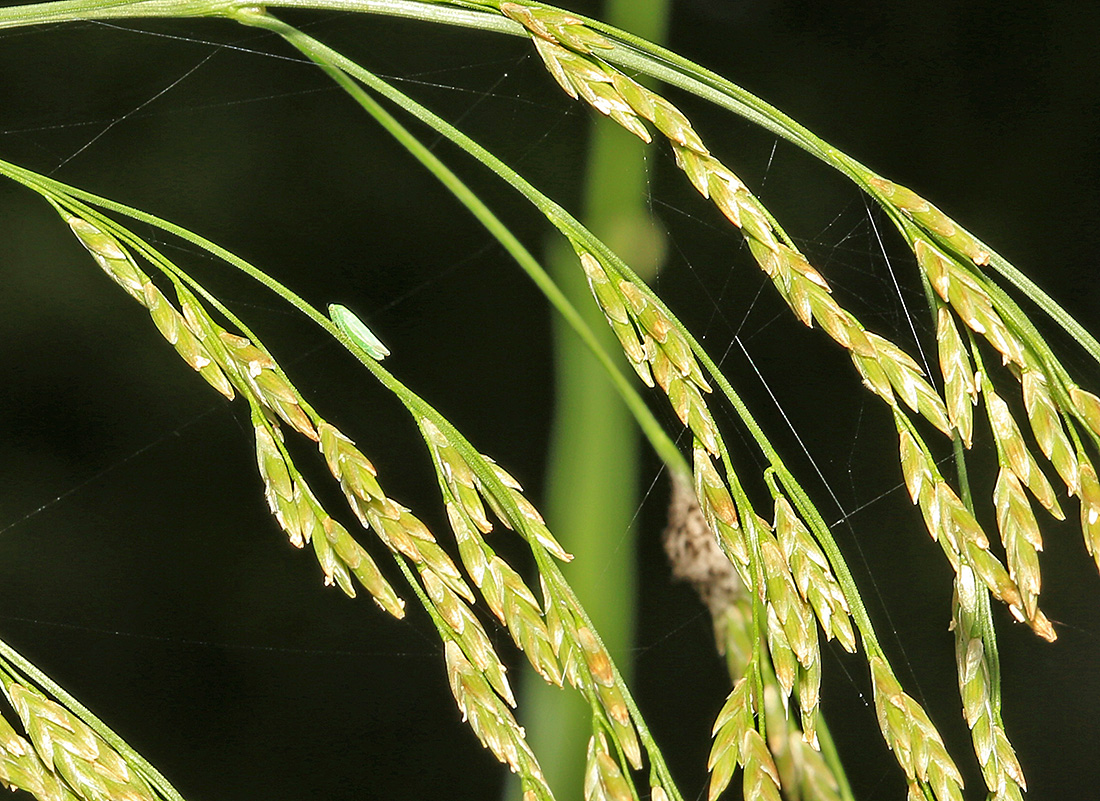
[329, 303, 390, 360]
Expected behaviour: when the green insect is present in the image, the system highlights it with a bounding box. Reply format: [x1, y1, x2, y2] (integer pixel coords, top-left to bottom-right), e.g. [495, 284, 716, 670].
[329, 303, 390, 360]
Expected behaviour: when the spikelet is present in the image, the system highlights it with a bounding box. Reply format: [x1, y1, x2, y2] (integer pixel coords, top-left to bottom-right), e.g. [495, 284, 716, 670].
[444, 641, 553, 801]
[65, 214, 147, 303]
[499, 3, 613, 55]
[993, 468, 1043, 622]
[1070, 385, 1100, 442]
[869, 178, 990, 267]
[936, 306, 978, 448]
[446, 501, 563, 687]
[1021, 368, 1078, 493]
[985, 389, 1062, 518]
[869, 657, 965, 801]
[421, 419, 572, 561]
[706, 678, 782, 801]
[707, 678, 754, 801]
[0, 711, 80, 801]
[896, 424, 1056, 639]
[952, 568, 1027, 800]
[691, 446, 749, 572]
[914, 239, 1025, 367]
[253, 421, 407, 616]
[1078, 461, 1100, 571]
[773, 496, 856, 653]
[584, 732, 633, 801]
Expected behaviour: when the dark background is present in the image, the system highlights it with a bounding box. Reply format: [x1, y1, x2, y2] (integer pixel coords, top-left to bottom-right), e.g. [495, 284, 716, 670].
[1, 1, 1099, 798]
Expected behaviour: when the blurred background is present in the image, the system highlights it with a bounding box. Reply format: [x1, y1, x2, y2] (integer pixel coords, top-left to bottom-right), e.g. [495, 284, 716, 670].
[1, 0, 1099, 798]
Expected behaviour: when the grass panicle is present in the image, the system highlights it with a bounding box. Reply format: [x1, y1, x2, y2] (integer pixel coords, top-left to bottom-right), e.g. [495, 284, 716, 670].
[664, 480, 846, 801]
[444, 640, 553, 801]
[59, 205, 569, 793]
[510, 7, 952, 441]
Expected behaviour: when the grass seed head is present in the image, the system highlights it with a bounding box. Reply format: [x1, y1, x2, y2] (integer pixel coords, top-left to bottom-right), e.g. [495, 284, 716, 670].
[707, 678, 754, 801]
[66, 215, 148, 303]
[741, 729, 782, 801]
[774, 497, 855, 652]
[987, 391, 1062, 517]
[444, 641, 548, 792]
[869, 657, 965, 800]
[871, 178, 989, 265]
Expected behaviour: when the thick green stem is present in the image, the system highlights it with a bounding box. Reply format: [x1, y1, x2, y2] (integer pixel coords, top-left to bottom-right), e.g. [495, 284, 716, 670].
[523, 2, 671, 794]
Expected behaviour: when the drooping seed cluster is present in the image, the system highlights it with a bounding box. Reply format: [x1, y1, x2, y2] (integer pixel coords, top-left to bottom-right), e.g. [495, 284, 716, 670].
[321, 424, 558, 800]
[579, 252, 720, 454]
[0, 682, 155, 801]
[906, 207, 1100, 634]
[444, 641, 552, 801]
[421, 419, 564, 688]
[952, 568, 1027, 801]
[0, 710, 79, 801]
[66, 212, 416, 618]
[888, 183, 1100, 578]
[897, 423, 1054, 639]
[422, 476, 660, 801]
[865, 175, 1100, 796]
[427, 455, 653, 801]
[500, 11, 1053, 800]
[504, 5, 953, 442]
[65, 211, 561, 794]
